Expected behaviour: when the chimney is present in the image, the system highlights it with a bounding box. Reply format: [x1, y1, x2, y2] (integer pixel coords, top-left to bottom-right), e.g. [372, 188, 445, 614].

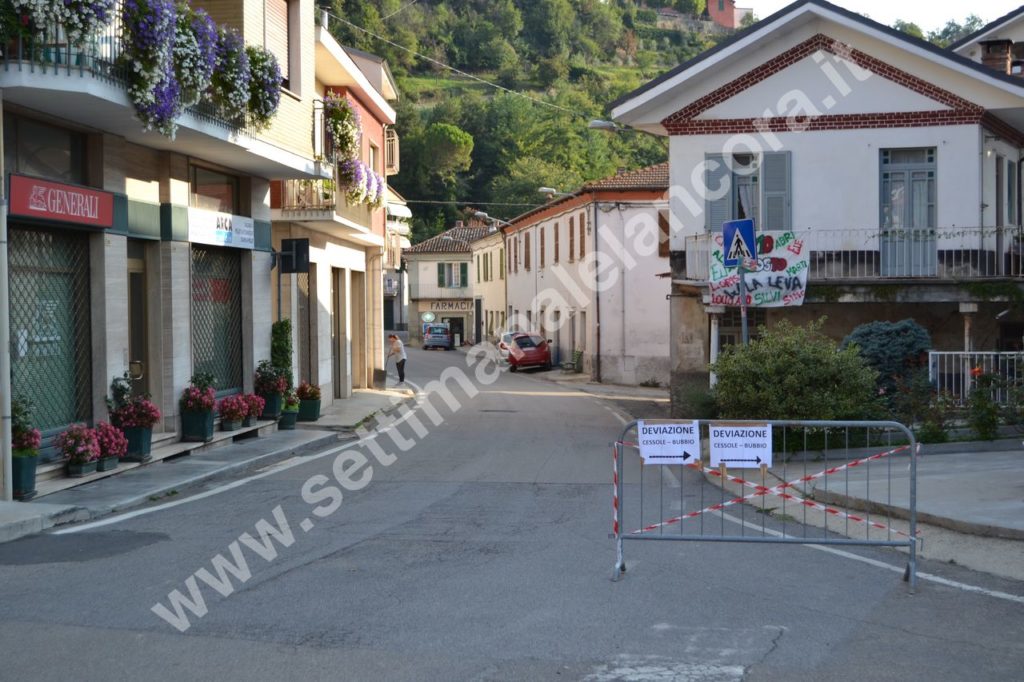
[981, 40, 1013, 75]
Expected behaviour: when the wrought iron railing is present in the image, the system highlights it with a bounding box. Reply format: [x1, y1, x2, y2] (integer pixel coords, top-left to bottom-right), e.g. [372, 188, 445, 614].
[280, 176, 337, 211]
[0, 3, 258, 136]
[928, 351, 1024, 406]
[683, 226, 1024, 282]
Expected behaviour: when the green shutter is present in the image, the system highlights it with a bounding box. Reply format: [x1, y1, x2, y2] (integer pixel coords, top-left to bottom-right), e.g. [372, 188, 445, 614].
[460, 262, 468, 287]
[705, 153, 731, 232]
[437, 263, 445, 287]
[762, 152, 792, 231]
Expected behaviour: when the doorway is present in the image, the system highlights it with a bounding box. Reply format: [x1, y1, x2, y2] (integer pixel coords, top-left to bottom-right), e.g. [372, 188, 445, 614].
[127, 239, 149, 397]
[444, 316, 464, 346]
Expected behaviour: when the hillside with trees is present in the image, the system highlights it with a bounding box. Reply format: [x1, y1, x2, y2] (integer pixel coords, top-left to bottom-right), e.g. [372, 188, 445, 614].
[325, 1, 986, 241]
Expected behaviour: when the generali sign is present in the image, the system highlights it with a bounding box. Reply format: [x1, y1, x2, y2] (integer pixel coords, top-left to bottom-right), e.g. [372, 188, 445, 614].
[9, 174, 114, 228]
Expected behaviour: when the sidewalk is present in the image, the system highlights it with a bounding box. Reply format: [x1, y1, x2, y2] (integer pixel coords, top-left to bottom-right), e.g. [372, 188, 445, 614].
[0, 387, 414, 544]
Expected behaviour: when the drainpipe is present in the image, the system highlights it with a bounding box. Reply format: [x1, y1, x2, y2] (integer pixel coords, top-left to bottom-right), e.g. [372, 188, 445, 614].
[593, 194, 601, 383]
[0, 94, 11, 501]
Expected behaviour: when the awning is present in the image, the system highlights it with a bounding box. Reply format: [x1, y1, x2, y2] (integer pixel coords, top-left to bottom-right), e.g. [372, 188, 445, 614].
[387, 202, 412, 218]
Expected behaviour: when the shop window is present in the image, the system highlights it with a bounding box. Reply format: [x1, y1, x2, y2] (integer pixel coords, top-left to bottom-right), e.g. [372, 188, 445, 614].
[3, 114, 86, 185]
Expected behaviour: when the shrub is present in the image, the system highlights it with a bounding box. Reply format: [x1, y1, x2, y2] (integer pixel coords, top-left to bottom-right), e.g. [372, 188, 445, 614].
[271, 319, 293, 389]
[841, 319, 931, 409]
[255, 359, 288, 395]
[54, 424, 100, 464]
[967, 367, 1001, 440]
[181, 372, 217, 412]
[296, 382, 321, 401]
[94, 421, 128, 459]
[11, 396, 41, 453]
[243, 393, 266, 418]
[711, 318, 881, 420]
[218, 394, 248, 421]
[282, 389, 300, 412]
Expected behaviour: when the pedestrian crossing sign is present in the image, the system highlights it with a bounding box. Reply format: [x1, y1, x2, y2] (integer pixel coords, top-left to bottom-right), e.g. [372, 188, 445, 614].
[723, 219, 756, 267]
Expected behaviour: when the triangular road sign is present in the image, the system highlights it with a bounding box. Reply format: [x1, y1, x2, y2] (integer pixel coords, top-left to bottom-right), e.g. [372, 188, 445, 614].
[727, 231, 753, 262]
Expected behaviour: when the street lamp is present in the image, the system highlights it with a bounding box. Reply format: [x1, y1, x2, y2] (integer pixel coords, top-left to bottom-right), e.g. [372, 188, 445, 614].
[473, 211, 513, 228]
[537, 187, 572, 199]
[588, 119, 624, 132]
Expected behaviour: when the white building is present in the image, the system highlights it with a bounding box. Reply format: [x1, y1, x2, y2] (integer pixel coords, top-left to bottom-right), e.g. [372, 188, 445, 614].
[610, 0, 1024, 413]
[471, 226, 507, 344]
[384, 188, 412, 339]
[503, 165, 671, 385]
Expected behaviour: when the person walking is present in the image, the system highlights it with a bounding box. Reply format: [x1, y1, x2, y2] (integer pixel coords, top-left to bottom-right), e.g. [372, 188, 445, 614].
[387, 334, 407, 384]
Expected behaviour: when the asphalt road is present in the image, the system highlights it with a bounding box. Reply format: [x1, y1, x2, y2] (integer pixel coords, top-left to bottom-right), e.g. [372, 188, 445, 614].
[0, 348, 1022, 681]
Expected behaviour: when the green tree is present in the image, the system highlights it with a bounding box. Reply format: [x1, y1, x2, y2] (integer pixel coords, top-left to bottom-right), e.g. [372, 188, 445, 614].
[841, 319, 931, 404]
[521, 0, 575, 57]
[422, 123, 475, 182]
[892, 20, 925, 40]
[676, 0, 706, 16]
[711, 319, 881, 420]
[928, 15, 984, 47]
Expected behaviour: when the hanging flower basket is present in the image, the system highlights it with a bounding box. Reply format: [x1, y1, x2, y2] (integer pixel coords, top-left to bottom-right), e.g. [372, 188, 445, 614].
[323, 92, 361, 161]
[210, 26, 251, 121]
[246, 44, 282, 129]
[174, 5, 217, 109]
[339, 158, 368, 206]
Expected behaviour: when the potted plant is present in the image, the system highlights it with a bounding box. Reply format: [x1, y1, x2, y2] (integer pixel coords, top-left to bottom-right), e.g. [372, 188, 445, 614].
[255, 359, 287, 419]
[279, 389, 300, 430]
[180, 371, 217, 442]
[11, 396, 41, 500]
[242, 393, 265, 427]
[55, 423, 100, 478]
[218, 394, 248, 431]
[107, 372, 161, 462]
[94, 421, 127, 472]
[296, 381, 321, 421]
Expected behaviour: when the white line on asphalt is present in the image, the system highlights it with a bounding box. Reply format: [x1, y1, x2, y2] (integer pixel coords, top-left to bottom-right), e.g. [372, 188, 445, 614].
[54, 390, 426, 534]
[717, 511, 1024, 605]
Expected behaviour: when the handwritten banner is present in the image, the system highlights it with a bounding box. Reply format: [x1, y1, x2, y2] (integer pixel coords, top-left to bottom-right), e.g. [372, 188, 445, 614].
[708, 230, 808, 307]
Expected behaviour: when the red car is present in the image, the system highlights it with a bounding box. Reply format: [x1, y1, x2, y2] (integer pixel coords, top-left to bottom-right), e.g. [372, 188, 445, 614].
[508, 333, 552, 372]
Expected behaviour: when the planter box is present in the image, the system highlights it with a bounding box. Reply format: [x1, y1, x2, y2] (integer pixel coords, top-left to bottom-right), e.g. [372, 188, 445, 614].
[12, 452, 38, 501]
[297, 398, 321, 422]
[242, 415, 256, 427]
[181, 409, 214, 442]
[260, 393, 282, 420]
[222, 419, 242, 432]
[123, 426, 153, 462]
[279, 411, 298, 430]
[67, 460, 98, 478]
[96, 456, 119, 472]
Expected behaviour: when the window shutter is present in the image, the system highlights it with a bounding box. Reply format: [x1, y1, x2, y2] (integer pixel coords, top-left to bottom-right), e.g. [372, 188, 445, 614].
[658, 210, 670, 257]
[762, 151, 792, 231]
[569, 216, 575, 261]
[540, 227, 545, 268]
[525, 233, 531, 270]
[705, 153, 731, 232]
[500, 248, 505, 279]
[437, 263, 445, 288]
[579, 212, 585, 258]
[460, 262, 468, 287]
[554, 223, 559, 262]
[266, 0, 290, 85]
[476, 255, 480, 283]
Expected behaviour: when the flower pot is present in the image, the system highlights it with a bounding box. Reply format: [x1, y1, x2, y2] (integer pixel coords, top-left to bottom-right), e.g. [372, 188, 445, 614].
[12, 450, 38, 501]
[278, 411, 298, 430]
[123, 426, 153, 462]
[181, 409, 214, 442]
[67, 460, 98, 478]
[297, 398, 321, 422]
[96, 456, 119, 472]
[260, 393, 282, 420]
[222, 419, 242, 432]
[242, 415, 256, 427]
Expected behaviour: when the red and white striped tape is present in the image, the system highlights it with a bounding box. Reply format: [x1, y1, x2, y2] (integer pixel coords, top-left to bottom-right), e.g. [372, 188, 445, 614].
[612, 444, 619, 539]
[621, 443, 915, 537]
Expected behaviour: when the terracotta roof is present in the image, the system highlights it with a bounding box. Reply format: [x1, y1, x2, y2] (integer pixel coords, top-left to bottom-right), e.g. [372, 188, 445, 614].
[405, 225, 491, 254]
[582, 162, 669, 191]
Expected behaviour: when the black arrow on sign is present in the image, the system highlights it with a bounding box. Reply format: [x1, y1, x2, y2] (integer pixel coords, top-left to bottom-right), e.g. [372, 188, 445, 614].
[719, 456, 762, 464]
[650, 452, 693, 461]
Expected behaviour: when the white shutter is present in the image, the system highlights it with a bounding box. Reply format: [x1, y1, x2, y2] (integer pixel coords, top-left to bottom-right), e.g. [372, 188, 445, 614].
[705, 154, 731, 232]
[762, 151, 792, 231]
[266, 0, 290, 84]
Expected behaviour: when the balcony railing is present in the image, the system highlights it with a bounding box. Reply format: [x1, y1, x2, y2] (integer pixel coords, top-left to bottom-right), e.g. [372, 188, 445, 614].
[683, 226, 1024, 282]
[1, 4, 257, 136]
[929, 352, 1023, 406]
[280, 177, 336, 211]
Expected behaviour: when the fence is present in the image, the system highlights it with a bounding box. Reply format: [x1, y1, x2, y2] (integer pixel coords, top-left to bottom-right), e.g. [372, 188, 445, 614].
[928, 351, 1024, 406]
[613, 419, 918, 591]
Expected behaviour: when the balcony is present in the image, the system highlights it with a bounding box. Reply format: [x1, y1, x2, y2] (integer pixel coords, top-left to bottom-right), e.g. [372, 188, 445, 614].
[275, 171, 382, 247]
[0, 10, 323, 179]
[682, 227, 1024, 283]
[384, 276, 398, 296]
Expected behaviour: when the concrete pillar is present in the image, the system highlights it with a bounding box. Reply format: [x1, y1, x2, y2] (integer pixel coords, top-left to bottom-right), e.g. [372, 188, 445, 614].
[160, 241, 193, 433]
[336, 268, 352, 399]
[960, 302, 978, 352]
[708, 305, 724, 387]
[90, 232, 130, 421]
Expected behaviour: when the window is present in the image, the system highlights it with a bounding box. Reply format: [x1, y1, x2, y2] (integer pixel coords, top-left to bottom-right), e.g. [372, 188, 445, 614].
[514, 236, 520, 273]
[369, 143, 380, 175]
[554, 222, 560, 263]
[436, 262, 468, 288]
[579, 212, 586, 259]
[718, 0, 725, 11]
[658, 210, 670, 258]
[720, 308, 767, 347]
[266, 0, 292, 90]
[704, 152, 791, 232]
[880, 148, 935, 229]
[525, 232, 532, 270]
[500, 248, 505, 279]
[3, 114, 86, 184]
[568, 217, 575, 262]
[191, 166, 240, 214]
[540, 227, 546, 268]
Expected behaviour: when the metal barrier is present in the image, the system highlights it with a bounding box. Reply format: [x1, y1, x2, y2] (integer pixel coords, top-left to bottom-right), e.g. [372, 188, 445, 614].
[613, 419, 918, 591]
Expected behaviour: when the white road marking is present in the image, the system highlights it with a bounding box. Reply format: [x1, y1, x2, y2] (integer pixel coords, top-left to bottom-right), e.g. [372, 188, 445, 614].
[54, 391, 425, 534]
[717, 511, 1024, 605]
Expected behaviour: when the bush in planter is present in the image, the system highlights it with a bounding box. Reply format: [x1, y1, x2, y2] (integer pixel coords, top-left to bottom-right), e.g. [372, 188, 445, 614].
[94, 421, 128, 471]
[279, 389, 300, 430]
[180, 372, 217, 442]
[218, 394, 248, 431]
[255, 359, 288, 418]
[54, 423, 100, 477]
[242, 393, 265, 426]
[107, 372, 162, 460]
[296, 382, 321, 422]
[11, 396, 41, 500]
